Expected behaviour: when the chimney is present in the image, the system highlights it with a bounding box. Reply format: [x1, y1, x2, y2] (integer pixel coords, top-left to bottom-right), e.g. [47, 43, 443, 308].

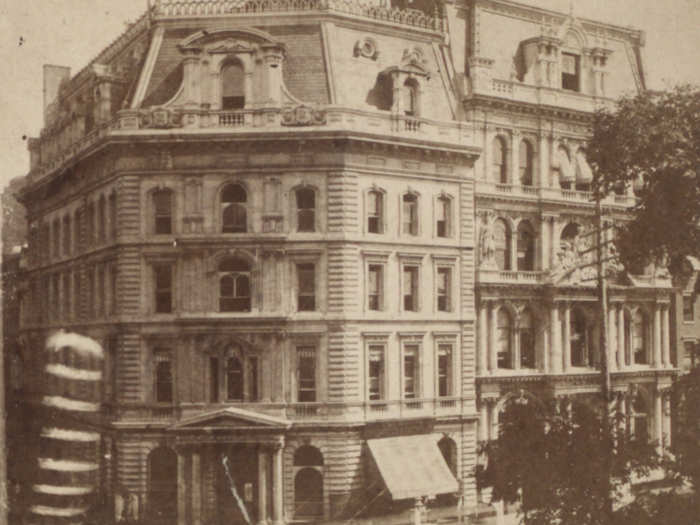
[43, 65, 71, 125]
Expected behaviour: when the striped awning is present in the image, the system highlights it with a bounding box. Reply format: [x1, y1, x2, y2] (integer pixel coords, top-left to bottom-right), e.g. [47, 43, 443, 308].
[576, 151, 593, 183]
[558, 149, 575, 183]
[367, 434, 458, 500]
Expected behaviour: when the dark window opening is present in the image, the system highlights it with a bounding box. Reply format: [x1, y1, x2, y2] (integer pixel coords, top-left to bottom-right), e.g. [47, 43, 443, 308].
[437, 197, 450, 238]
[403, 345, 419, 398]
[222, 61, 245, 110]
[221, 184, 247, 233]
[297, 346, 316, 402]
[437, 267, 450, 312]
[367, 191, 383, 234]
[297, 263, 316, 311]
[368, 345, 384, 401]
[226, 357, 243, 401]
[296, 188, 316, 232]
[403, 266, 419, 311]
[562, 53, 580, 92]
[155, 359, 173, 403]
[368, 264, 382, 311]
[219, 258, 251, 312]
[154, 265, 172, 314]
[437, 344, 452, 397]
[402, 193, 418, 235]
[153, 190, 173, 235]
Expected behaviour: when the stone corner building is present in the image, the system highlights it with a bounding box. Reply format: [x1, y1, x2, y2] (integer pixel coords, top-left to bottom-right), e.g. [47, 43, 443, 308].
[15, 0, 676, 523]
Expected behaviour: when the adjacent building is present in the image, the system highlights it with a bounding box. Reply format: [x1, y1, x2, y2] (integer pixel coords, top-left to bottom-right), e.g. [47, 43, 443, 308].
[13, 0, 678, 523]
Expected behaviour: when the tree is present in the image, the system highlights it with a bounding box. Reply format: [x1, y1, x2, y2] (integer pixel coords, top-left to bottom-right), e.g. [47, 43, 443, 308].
[587, 85, 700, 274]
[476, 397, 659, 525]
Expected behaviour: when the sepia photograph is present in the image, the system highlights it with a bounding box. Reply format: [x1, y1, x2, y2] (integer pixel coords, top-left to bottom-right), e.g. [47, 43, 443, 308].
[0, 0, 698, 523]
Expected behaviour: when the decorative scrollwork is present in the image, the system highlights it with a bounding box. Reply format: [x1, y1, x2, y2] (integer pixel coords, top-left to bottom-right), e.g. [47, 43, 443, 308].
[280, 105, 326, 127]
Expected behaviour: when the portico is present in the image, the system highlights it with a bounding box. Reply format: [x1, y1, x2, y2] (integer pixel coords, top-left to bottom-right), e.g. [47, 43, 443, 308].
[168, 408, 290, 525]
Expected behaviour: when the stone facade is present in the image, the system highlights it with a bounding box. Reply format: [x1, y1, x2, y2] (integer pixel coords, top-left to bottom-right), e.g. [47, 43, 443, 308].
[13, 0, 676, 523]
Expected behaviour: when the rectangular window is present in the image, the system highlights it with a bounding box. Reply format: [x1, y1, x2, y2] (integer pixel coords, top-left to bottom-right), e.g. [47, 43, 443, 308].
[437, 344, 452, 397]
[97, 265, 105, 317]
[296, 189, 316, 232]
[683, 295, 694, 322]
[403, 344, 419, 399]
[154, 264, 173, 314]
[368, 345, 385, 401]
[63, 273, 71, 320]
[209, 357, 219, 403]
[63, 216, 71, 256]
[403, 266, 419, 311]
[437, 267, 451, 312]
[154, 191, 172, 234]
[402, 195, 418, 235]
[368, 264, 383, 311]
[297, 263, 316, 311]
[74, 271, 81, 320]
[297, 346, 316, 402]
[437, 198, 450, 238]
[154, 354, 173, 403]
[562, 53, 580, 92]
[367, 192, 383, 234]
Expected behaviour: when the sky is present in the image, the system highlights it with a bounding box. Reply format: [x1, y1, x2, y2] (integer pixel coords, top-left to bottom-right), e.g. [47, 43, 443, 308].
[0, 0, 699, 191]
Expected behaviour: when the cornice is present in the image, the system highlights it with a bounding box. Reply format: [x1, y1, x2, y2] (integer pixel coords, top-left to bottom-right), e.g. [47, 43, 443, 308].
[463, 94, 595, 123]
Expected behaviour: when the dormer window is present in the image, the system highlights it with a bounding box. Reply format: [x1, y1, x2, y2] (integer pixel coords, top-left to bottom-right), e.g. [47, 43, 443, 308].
[221, 60, 245, 110]
[562, 53, 580, 92]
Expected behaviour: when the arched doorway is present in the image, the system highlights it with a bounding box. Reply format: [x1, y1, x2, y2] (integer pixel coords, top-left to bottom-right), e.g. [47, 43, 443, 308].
[294, 446, 324, 519]
[148, 447, 177, 524]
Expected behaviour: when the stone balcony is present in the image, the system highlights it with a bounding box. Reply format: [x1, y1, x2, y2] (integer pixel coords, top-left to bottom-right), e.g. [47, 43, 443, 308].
[27, 105, 475, 184]
[110, 397, 472, 427]
[478, 78, 615, 114]
[475, 180, 637, 207]
[477, 268, 546, 285]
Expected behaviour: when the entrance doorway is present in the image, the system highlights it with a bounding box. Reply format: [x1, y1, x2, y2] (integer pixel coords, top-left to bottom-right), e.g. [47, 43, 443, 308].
[215, 444, 261, 525]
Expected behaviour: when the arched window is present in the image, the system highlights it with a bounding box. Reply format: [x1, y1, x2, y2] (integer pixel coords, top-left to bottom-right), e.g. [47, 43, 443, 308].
[570, 308, 588, 367]
[148, 447, 177, 523]
[226, 356, 243, 401]
[496, 308, 513, 369]
[631, 391, 649, 442]
[295, 187, 316, 232]
[560, 222, 579, 254]
[492, 137, 508, 184]
[219, 258, 251, 312]
[402, 78, 419, 116]
[493, 219, 512, 271]
[221, 184, 247, 233]
[221, 60, 245, 110]
[294, 446, 323, 519]
[632, 310, 648, 365]
[519, 308, 535, 369]
[402, 193, 418, 235]
[519, 140, 534, 186]
[153, 189, 173, 235]
[516, 221, 535, 271]
[367, 191, 384, 234]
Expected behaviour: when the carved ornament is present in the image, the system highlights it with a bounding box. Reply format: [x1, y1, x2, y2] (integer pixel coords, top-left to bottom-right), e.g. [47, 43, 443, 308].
[354, 37, 379, 60]
[281, 105, 326, 127]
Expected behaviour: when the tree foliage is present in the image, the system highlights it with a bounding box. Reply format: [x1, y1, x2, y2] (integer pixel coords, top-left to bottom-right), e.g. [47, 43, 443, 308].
[476, 398, 659, 525]
[588, 85, 700, 274]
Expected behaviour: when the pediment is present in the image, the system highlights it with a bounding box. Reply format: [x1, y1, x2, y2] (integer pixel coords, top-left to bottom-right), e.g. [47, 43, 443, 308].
[179, 28, 285, 55]
[170, 407, 291, 431]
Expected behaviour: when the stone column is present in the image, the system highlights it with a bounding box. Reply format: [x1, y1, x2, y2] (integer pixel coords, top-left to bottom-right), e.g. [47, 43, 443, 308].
[478, 302, 488, 376]
[511, 132, 520, 186]
[177, 451, 187, 525]
[272, 443, 284, 525]
[617, 306, 626, 369]
[258, 447, 269, 525]
[653, 305, 662, 367]
[662, 393, 672, 449]
[563, 303, 571, 372]
[192, 451, 202, 525]
[662, 306, 671, 368]
[489, 302, 498, 372]
[550, 303, 562, 373]
[654, 390, 663, 453]
[608, 306, 618, 372]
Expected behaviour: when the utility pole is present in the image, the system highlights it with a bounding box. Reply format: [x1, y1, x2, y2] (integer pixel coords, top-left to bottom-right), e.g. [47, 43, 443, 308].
[595, 191, 613, 524]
